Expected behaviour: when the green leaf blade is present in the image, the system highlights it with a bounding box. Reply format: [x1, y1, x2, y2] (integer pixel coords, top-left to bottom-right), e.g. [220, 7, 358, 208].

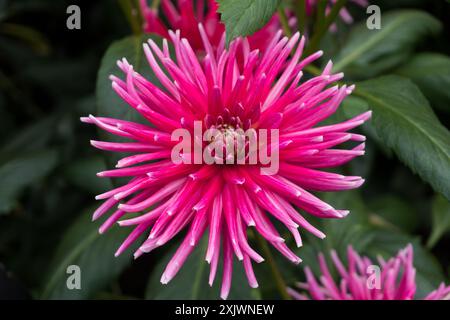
[334, 10, 442, 76]
[40, 208, 137, 299]
[395, 53, 450, 113]
[0, 150, 58, 214]
[427, 194, 450, 248]
[354, 75, 450, 200]
[217, 0, 280, 45]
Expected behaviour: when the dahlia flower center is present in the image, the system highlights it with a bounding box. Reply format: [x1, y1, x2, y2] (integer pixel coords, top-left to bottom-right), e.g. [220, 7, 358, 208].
[205, 121, 251, 164]
[212, 124, 240, 143]
[170, 110, 279, 175]
[200, 112, 254, 163]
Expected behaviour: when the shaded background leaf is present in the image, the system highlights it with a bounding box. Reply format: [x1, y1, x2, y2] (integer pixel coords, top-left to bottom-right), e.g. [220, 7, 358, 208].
[427, 194, 450, 249]
[333, 10, 442, 77]
[0, 150, 58, 214]
[395, 52, 450, 113]
[354, 76, 450, 200]
[41, 207, 139, 299]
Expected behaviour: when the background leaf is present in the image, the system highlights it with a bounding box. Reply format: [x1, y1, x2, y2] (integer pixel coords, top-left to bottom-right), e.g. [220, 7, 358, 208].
[0, 116, 55, 160]
[217, 0, 280, 44]
[40, 208, 138, 299]
[333, 10, 442, 77]
[354, 75, 450, 200]
[427, 194, 450, 249]
[368, 195, 419, 233]
[64, 156, 113, 194]
[395, 53, 450, 113]
[0, 150, 57, 214]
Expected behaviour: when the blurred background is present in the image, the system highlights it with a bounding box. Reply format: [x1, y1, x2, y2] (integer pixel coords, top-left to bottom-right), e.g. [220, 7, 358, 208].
[0, 0, 449, 300]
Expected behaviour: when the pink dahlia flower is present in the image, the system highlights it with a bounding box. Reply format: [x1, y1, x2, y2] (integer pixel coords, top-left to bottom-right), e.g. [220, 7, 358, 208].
[82, 27, 371, 299]
[288, 245, 450, 300]
[139, 0, 280, 54]
[306, 0, 369, 26]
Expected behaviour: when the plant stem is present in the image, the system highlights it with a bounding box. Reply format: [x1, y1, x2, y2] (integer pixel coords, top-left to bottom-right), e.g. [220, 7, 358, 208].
[369, 214, 401, 232]
[305, 0, 348, 55]
[277, 7, 292, 37]
[315, 0, 327, 33]
[255, 233, 292, 300]
[304, 64, 321, 76]
[118, 0, 142, 36]
[294, 0, 307, 34]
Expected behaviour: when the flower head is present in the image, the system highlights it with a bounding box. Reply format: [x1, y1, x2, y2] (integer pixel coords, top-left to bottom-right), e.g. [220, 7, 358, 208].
[82, 27, 370, 299]
[288, 245, 450, 300]
[139, 0, 280, 54]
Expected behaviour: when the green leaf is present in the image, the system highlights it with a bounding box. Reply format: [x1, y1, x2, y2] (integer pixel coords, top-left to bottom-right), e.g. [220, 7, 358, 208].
[333, 10, 442, 76]
[368, 195, 419, 233]
[427, 194, 450, 249]
[0, 23, 50, 55]
[395, 53, 450, 113]
[320, 190, 373, 254]
[0, 95, 15, 142]
[0, 150, 58, 214]
[145, 236, 261, 300]
[217, 0, 280, 45]
[64, 156, 113, 194]
[0, 117, 55, 162]
[40, 207, 137, 299]
[354, 75, 450, 201]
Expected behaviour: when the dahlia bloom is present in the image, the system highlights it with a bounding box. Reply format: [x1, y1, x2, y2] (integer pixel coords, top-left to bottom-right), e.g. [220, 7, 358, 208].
[288, 245, 450, 300]
[306, 0, 369, 26]
[139, 0, 280, 54]
[82, 27, 371, 299]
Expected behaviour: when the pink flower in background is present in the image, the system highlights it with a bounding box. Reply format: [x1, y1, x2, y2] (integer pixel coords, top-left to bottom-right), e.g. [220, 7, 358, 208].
[288, 245, 450, 300]
[139, 0, 280, 54]
[306, 0, 369, 26]
[82, 27, 370, 299]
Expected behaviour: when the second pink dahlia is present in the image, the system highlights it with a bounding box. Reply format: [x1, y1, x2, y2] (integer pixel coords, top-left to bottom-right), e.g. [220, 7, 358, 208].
[82, 27, 370, 299]
[288, 245, 450, 300]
